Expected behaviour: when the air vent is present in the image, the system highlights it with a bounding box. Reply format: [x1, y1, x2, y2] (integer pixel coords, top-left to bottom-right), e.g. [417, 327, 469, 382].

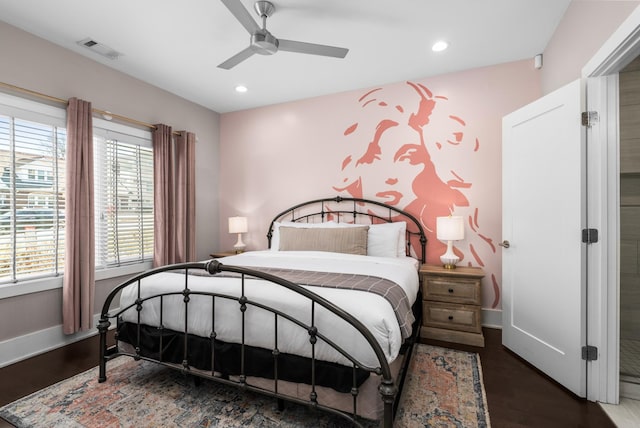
[76, 38, 122, 60]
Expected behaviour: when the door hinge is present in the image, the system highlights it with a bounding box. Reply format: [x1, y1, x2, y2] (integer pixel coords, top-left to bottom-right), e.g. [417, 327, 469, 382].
[582, 345, 598, 361]
[581, 111, 599, 127]
[582, 228, 599, 244]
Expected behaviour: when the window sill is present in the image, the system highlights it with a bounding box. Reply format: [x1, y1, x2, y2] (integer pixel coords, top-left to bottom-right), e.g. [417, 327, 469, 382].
[0, 276, 63, 299]
[94, 262, 153, 282]
[0, 261, 152, 299]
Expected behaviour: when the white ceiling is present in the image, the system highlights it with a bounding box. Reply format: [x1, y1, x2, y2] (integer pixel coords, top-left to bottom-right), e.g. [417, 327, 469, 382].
[0, 0, 571, 113]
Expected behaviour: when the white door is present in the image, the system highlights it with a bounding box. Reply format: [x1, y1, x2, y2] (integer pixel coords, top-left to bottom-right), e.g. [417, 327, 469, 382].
[502, 79, 586, 397]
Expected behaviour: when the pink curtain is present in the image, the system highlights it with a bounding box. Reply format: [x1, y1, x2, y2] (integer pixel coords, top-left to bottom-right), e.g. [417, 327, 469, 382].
[175, 131, 196, 262]
[63, 98, 95, 334]
[153, 126, 197, 266]
[152, 124, 176, 267]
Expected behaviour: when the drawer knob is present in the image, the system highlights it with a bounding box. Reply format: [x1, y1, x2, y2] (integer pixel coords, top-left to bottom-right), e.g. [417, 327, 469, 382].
[448, 315, 454, 321]
[448, 288, 454, 293]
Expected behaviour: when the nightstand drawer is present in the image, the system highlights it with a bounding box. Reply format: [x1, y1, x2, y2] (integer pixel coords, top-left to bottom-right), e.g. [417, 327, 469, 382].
[422, 301, 481, 333]
[422, 276, 481, 305]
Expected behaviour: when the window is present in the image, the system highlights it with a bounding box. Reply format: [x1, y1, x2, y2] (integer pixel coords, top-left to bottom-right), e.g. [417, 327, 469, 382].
[0, 95, 67, 285]
[0, 93, 155, 296]
[94, 121, 153, 269]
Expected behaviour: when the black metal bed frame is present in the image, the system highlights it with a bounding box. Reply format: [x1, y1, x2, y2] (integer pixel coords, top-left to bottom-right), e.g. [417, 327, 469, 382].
[98, 196, 426, 428]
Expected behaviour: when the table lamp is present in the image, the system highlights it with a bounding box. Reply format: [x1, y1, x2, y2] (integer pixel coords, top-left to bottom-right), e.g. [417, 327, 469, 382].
[228, 216, 248, 253]
[436, 215, 464, 269]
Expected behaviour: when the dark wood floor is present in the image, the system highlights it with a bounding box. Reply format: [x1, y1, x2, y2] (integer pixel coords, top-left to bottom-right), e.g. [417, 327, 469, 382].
[423, 329, 615, 427]
[0, 328, 614, 427]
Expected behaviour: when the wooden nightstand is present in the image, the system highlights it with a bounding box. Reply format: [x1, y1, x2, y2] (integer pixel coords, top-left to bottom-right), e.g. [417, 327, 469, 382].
[209, 250, 238, 258]
[419, 264, 485, 347]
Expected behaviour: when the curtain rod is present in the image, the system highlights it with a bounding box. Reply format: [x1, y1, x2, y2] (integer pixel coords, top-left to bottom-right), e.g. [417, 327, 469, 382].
[0, 81, 183, 136]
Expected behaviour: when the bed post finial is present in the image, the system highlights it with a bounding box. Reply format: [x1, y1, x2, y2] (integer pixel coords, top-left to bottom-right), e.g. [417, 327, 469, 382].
[206, 259, 223, 274]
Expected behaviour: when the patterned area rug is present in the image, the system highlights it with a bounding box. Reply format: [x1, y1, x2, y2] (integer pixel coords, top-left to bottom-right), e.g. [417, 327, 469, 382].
[395, 345, 490, 427]
[0, 344, 490, 427]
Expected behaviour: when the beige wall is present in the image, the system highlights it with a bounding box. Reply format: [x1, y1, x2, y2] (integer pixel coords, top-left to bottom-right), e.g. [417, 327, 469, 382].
[0, 21, 220, 342]
[542, 0, 640, 95]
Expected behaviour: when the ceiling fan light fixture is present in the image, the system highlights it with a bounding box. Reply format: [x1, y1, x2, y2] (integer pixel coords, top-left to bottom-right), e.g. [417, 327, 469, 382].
[432, 40, 449, 52]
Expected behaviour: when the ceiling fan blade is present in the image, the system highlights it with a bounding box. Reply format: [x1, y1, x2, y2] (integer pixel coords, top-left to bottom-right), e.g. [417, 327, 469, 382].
[218, 46, 255, 69]
[221, 0, 260, 34]
[278, 39, 349, 59]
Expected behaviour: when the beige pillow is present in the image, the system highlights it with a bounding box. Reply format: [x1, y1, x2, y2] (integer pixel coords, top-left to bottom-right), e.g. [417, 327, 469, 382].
[278, 226, 369, 255]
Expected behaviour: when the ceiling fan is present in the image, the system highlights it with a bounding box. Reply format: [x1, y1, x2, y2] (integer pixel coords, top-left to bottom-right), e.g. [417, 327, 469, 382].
[218, 0, 349, 69]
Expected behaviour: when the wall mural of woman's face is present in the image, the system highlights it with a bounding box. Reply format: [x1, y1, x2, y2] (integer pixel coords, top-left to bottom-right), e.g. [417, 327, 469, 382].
[334, 82, 468, 221]
[336, 119, 426, 208]
[333, 81, 501, 309]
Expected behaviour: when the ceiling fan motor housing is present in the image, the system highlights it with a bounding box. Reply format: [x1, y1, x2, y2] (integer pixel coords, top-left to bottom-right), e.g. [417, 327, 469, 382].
[251, 31, 278, 55]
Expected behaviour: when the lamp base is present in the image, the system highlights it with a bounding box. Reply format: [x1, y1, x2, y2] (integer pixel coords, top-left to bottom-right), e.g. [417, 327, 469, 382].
[440, 255, 459, 269]
[440, 240, 459, 269]
[233, 234, 246, 254]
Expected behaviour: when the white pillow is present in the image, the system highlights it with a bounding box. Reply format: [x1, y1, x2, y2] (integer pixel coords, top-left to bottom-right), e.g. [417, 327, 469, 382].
[367, 222, 407, 258]
[395, 221, 407, 257]
[270, 221, 337, 250]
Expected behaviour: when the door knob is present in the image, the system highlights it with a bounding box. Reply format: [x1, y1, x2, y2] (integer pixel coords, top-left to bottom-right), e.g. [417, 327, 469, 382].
[498, 240, 510, 249]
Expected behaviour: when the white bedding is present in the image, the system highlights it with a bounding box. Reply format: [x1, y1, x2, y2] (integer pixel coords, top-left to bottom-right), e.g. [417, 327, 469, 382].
[119, 250, 419, 368]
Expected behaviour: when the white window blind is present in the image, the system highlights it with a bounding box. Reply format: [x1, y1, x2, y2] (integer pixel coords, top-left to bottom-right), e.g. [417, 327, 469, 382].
[94, 123, 153, 268]
[0, 93, 156, 293]
[0, 114, 66, 283]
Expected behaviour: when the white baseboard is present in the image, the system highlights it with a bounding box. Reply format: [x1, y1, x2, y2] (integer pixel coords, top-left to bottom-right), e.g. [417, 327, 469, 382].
[482, 308, 502, 329]
[0, 312, 113, 369]
[621, 379, 640, 400]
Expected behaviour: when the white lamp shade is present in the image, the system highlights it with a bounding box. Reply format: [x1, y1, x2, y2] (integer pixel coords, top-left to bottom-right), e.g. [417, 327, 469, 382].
[436, 216, 464, 241]
[228, 216, 248, 234]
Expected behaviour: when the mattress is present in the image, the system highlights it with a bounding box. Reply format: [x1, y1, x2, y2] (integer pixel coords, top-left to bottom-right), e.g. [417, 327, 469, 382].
[119, 250, 420, 368]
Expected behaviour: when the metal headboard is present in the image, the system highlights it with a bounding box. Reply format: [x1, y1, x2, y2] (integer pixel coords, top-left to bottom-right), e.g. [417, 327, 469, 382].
[267, 196, 426, 263]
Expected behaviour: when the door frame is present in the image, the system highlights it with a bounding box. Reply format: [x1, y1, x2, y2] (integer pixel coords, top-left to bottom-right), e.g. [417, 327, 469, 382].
[583, 6, 640, 404]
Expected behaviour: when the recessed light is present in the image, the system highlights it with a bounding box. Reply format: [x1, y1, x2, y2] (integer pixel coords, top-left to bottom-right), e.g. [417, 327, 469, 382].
[235, 85, 248, 93]
[432, 41, 449, 52]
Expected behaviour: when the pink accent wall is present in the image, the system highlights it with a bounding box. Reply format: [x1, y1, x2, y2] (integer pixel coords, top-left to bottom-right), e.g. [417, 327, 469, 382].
[220, 59, 541, 310]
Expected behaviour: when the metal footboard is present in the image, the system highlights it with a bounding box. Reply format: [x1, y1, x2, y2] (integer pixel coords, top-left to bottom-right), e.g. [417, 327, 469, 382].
[98, 259, 399, 428]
